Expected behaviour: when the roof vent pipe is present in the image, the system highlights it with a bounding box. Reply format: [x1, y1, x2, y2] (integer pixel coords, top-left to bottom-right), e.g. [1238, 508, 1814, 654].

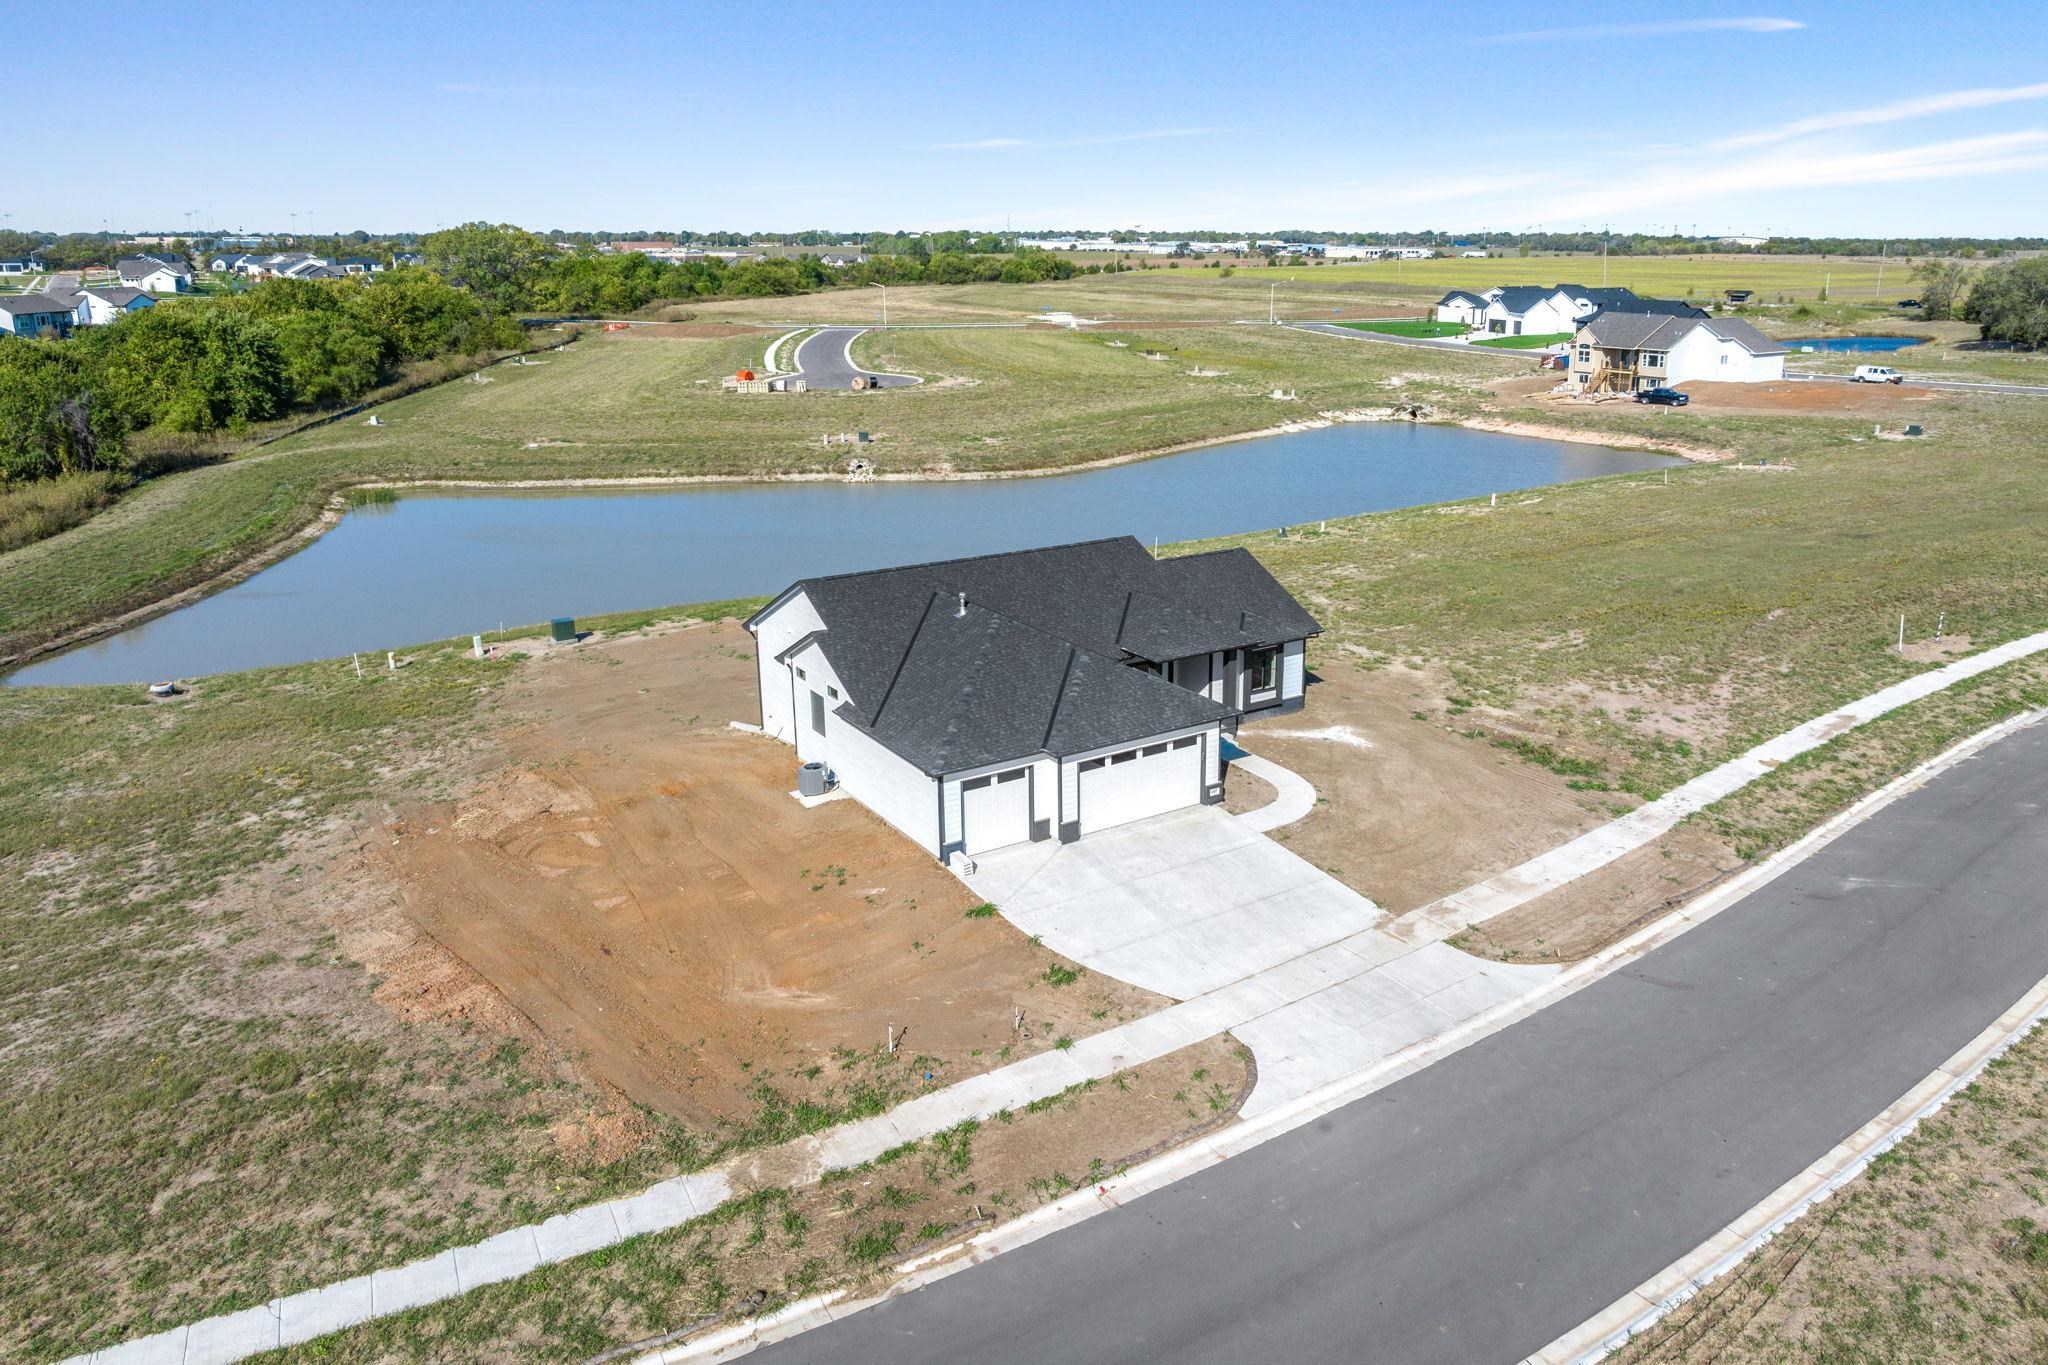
[956, 591, 967, 618]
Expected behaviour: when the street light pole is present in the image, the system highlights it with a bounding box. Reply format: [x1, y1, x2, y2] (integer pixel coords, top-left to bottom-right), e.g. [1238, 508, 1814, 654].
[1269, 281, 1276, 325]
[870, 281, 887, 327]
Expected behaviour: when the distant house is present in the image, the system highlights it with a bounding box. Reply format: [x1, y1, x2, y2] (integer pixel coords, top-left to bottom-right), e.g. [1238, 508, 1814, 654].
[116, 255, 192, 293]
[208, 252, 258, 272]
[1433, 289, 1490, 327]
[0, 294, 77, 338]
[229, 252, 348, 280]
[1569, 313, 1787, 391]
[338, 256, 384, 274]
[1437, 283, 1706, 334]
[391, 251, 425, 267]
[0, 257, 35, 276]
[1477, 285, 1579, 337]
[70, 285, 156, 326]
[747, 537, 1320, 860]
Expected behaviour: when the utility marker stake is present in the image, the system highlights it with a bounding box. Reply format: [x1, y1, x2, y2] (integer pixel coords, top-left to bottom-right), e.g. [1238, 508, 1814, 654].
[387, 651, 396, 672]
[887, 1023, 898, 1055]
[1937, 611, 1945, 639]
[472, 634, 484, 659]
[1490, 492, 1497, 507]
[1898, 614, 1906, 652]
[352, 653, 361, 678]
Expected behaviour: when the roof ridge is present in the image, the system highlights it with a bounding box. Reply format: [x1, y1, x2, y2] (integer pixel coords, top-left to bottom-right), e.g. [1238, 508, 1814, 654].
[866, 590, 941, 726]
[797, 535, 1144, 588]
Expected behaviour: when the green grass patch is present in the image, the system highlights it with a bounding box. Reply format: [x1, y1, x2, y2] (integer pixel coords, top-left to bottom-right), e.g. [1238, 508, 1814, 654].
[1471, 332, 1574, 349]
[1336, 319, 1467, 338]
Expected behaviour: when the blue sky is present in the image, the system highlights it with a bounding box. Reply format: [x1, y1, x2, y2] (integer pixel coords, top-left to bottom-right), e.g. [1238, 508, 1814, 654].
[21, 1, 2048, 236]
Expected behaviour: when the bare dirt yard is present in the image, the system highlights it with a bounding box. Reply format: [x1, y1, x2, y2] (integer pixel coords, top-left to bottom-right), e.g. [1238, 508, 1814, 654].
[371, 621, 1167, 1127]
[1234, 658, 1613, 913]
[1489, 372, 1945, 419]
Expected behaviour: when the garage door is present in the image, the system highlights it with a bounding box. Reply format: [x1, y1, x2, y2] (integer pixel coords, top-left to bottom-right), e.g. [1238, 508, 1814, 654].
[1077, 735, 1203, 835]
[962, 767, 1032, 855]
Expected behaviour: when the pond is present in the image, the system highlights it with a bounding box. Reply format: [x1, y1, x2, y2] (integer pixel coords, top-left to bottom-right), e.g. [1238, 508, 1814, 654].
[1783, 335, 1926, 353]
[10, 422, 1683, 686]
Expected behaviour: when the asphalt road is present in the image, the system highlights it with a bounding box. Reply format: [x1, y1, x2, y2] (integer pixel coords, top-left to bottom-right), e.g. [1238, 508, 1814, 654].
[1791, 371, 2048, 397]
[755, 718, 2048, 1364]
[788, 327, 920, 390]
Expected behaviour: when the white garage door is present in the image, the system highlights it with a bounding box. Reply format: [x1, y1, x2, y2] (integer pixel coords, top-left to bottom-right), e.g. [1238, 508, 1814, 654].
[1077, 734, 1203, 835]
[962, 767, 1033, 854]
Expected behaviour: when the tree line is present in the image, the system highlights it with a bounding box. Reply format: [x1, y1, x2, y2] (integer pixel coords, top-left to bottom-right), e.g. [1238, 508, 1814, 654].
[0, 268, 518, 483]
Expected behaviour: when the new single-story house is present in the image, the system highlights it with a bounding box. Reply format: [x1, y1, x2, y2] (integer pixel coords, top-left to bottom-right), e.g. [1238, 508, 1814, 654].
[1569, 312, 1787, 391]
[1433, 289, 1490, 327]
[70, 285, 155, 326]
[746, 537, 1321, 862]
[0, 294, 77, 338]
[116, 255, 192, 293]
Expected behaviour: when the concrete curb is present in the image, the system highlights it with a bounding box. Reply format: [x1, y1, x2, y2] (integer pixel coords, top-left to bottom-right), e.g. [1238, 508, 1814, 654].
[761, 328, 808, 376]
[635, 706, 2048, 1364]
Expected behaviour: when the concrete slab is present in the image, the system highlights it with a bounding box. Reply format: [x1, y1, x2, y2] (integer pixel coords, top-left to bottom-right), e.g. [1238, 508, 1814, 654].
[532, 1201, 623, 1264]
[182, 1304, 280, 1365]
[371, 1250, 460, 1315]
[451, 1226, 542, 1291]
[276, 1274, 376, 1344]
[87, 1329, 186, 1365]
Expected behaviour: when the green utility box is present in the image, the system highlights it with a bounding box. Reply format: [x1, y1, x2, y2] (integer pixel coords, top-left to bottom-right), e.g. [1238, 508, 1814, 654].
[550, 617, 576, 643]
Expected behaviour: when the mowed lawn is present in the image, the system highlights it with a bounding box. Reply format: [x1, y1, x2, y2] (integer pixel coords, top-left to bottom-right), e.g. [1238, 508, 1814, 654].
[0, 324, 1522, 659]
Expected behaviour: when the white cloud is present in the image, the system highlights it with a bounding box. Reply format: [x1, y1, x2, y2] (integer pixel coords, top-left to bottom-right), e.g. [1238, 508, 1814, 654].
[1522, 130, 2048, 224]
[932, 127, 1218, 152]
[1714, 81, 2048, 150]
[1477, 16, 1803, 44]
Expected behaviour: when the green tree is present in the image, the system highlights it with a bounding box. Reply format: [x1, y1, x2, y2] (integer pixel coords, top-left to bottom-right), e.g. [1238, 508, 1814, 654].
[1913, 259, 1972, 321]
[271, 310, 386, 406]
[421, 222, 555, 314]
[0, 340, 127, 481]
[1962, 257, 2048, 349]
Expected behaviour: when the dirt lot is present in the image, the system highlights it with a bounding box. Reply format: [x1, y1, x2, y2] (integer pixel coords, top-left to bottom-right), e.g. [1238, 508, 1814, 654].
[372, 621, 1167, 1127]
[1490, 372, 1945, 417]
[1236, 658, 1611, 913]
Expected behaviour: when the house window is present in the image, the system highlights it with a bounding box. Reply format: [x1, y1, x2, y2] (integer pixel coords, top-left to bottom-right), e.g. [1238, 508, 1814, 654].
[826, 685, 839, 699]
[1642, 352, 1665, 368]
[1720, 355, 1729, 365]
[794, 666, 806, 680]
[809, 692, 826, 735]
[1245, 646, 1280, 698]
[1576, 344, 1591, 363]
[1171, 736, 1197, 750]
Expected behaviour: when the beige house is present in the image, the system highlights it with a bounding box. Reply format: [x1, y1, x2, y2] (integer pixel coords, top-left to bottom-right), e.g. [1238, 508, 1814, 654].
[1569, 313, 1786, 392]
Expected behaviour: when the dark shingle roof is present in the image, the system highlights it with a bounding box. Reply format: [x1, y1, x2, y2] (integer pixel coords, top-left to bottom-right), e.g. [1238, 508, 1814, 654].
[1437, 289, 1487, 306]
[1579, 312, 1786, 355]
[1491, 285, 1567, 315]
[1700, 316, 1787, 355]
[0, 294, 74, 315]
[758, 536, 1321, 774]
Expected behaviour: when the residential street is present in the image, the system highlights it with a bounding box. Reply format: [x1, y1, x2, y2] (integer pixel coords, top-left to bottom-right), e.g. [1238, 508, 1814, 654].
[787, 326, 920, 388]
[752, 718, 2048, 1365]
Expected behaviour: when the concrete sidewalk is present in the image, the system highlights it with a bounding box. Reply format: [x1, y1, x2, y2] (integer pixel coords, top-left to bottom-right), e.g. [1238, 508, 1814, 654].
[71, 625, 2048, 1365]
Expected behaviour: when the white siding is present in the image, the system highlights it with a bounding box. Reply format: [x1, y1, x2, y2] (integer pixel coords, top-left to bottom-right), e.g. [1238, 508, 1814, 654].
[1282, 639, 1305, 702]
[1663, 329, 1785, 385]
[750, 590, 824, 743]
[820, 708, 941, 852]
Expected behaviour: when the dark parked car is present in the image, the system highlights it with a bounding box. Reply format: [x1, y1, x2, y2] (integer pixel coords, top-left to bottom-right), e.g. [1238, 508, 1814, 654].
[1636, 386, 1689, 406]
[1895, 298, 1921, 308]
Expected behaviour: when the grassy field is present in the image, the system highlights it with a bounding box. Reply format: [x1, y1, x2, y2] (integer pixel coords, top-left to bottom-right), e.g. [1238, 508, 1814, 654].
[0, 323, 1523, 662]
[1245, 251, 1962, 303]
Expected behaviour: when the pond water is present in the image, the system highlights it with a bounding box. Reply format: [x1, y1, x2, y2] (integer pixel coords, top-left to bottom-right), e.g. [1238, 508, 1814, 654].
[11, 422, 1681, 686]
[1783, 335, 1925, 353]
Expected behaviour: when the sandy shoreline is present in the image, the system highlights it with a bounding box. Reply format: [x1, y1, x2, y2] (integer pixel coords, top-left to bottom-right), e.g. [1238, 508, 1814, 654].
[3, 412, 1707, 676]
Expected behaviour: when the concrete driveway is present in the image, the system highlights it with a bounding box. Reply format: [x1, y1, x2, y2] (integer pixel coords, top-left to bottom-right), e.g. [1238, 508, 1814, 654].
[965, 805, 1383, 999]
